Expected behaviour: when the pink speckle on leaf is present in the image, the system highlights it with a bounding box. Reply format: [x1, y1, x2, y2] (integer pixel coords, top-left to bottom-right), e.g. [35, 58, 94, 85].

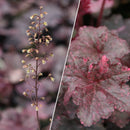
[99, 55, 109, 74]
[83, 58, 88, 64]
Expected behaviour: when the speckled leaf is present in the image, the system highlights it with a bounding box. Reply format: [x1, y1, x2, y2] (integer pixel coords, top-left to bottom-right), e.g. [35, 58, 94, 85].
[64, 26, 130, 127]
[71, 26, 130, 63]
[64, 56, 130, 126]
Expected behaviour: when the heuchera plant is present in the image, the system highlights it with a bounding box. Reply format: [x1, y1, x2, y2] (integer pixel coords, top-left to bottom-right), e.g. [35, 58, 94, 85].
[63, 26, 130, 127]
[20, 6, 54, 130]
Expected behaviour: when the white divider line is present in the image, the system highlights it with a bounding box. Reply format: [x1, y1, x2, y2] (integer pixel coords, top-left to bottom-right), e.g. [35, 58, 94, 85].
[49, 0, 81, 129]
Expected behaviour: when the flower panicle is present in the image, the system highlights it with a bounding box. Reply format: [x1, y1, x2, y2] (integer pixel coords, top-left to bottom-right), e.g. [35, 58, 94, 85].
[20, 7, 55, 129]
[20, 5, 55, 101]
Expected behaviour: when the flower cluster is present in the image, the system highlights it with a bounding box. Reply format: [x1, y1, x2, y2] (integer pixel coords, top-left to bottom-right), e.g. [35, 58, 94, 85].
[20, 6, 54, 112]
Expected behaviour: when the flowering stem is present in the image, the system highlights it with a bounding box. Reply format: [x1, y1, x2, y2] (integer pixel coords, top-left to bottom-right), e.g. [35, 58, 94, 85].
[22, 6, 51, 129]
[97, 0, 106, 26]
[35, 58, 40, 130]
[35, 9, 41, 130]
[36, 110, 40, 130]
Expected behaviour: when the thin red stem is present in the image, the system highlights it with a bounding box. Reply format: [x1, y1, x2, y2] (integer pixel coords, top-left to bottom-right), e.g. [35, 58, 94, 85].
[97, 0, 106, 27]
[35, 58, 40, 130]
[35, 10, 41, 130]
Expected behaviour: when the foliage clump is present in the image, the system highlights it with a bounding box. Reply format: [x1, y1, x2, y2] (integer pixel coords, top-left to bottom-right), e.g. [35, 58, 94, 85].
[63, 26, 130, 127]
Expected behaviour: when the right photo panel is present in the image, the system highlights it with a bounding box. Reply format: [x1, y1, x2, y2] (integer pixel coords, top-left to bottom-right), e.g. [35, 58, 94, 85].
[51, 0, 130, 130]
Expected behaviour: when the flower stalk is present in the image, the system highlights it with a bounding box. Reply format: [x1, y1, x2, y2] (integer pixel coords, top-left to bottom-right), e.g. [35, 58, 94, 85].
[97, 0, 106, 26]
[20, 6, 54, 130]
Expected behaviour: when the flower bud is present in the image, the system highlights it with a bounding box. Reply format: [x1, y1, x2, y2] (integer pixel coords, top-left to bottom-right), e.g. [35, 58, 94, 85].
[43, 22, 48, 26]
[46, 39, 49, 43]
[41, 97, 45, 100]
[30, 15, 34, 20]
[42, 60, 46, 64]
[39, 39, 42, 43]
[26, 69, 30, 73]
[35, 49, 39, 54]
[36, 24, 39, 28]
[40, 6, 43, 9]
[44, 11, 48, 15]
[35, 106, 39, 111]
[31, 69, 35, 73]
[29, 26, 33, 29]
[32, 76, 36, 79]
[50, 77, 55, 82]
[40, 13, 44, 18]
[35, 57, 39, 60]
[31, 103, 35, 107]
[36, 17, 40, 20]
[23, 65, 28, 68]
[22, 49, 26, 53]
[31, 21, 35, 25]
[39, 73, 43, 76]
[19, 79, 24, 82]
[34, 33, 37, 38]
[21, 60, 26, 64]
[50, 53, 54, 57]
[23, 91, 27, 96]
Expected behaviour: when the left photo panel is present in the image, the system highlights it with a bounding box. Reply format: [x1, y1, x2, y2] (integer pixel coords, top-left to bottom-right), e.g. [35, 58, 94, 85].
[0, 0, 79, 130]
